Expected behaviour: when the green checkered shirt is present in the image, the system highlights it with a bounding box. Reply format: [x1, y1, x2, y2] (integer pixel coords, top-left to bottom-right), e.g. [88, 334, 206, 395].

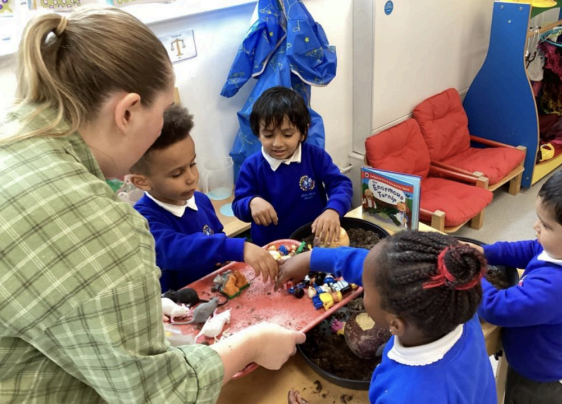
[0, 107, 224, 403]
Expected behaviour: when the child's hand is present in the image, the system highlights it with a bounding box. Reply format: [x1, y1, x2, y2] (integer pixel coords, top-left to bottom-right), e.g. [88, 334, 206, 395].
[274, 251, 312, 291]
[244, 242, 279, 283]
[288, 390, 309, 404]
[459, 241, 484, 255]
[250, 197, 279, 226]
[311, 209, 340, 246]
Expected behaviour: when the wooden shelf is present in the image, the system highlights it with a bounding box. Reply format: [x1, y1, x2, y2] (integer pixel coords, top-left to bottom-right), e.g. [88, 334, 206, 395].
[464, 1, 560, 188]
[532, 150, 562, 184]
[527, 17, 562, 37]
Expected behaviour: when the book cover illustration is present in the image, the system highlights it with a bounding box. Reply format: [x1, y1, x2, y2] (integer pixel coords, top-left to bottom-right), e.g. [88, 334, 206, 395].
[361, 167, 421, 232]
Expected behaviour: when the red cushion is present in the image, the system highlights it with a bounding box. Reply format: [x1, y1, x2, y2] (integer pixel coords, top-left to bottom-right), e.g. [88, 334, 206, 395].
[413, 88, 470, 162]
[442, 147, 525, 186]
[419, 177, 493, 227]
[365, 119, 430, 179]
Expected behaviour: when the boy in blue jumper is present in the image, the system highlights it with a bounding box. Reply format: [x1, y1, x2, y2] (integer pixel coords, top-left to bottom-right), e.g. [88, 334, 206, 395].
[475, 171, 562, 404]
[130, 105, 278, 293]
[232, 86, 353, 247]
[279, 231, 496, 404]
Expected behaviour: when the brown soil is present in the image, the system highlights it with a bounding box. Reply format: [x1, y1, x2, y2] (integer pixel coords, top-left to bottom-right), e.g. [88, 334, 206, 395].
[299, 297, 379, 383]
[299, 229, 382, 383]
[340, 395, 354, 404]
[347, 229, 381, 249]
[313, 380, 323, 393]
[485, 266, 511, 289]
[303, 228, 381, 250]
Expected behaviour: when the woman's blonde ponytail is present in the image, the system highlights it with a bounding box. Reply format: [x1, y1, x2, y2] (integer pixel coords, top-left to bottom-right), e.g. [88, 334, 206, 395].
[1, 6, 171, 145]
[8, 13, 80, 143]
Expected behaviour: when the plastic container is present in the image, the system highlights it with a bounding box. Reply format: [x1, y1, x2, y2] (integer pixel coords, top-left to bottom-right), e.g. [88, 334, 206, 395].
[115, 175, 144, 206]
[297, 304, 372, 391]
[164, 324, 195, 347]
[200, 157, 234, 201]
[290, 217, 391, 243]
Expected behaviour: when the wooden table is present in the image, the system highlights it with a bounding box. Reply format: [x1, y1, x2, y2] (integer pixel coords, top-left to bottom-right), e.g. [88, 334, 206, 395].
[209, 194, 250, 238]
[213, 202, 506, 404]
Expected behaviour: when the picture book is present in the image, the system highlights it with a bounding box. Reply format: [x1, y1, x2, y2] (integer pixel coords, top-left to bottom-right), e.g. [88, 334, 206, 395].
[361, 167, 421, 232]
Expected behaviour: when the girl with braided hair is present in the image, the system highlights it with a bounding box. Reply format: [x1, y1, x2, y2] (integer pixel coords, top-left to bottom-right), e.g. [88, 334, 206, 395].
[278, 230, 496, 404]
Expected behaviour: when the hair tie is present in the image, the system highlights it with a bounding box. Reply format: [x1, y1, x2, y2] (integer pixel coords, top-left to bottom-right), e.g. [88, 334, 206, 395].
[423, 245, 486, 291]
[55, 16, 68, 36]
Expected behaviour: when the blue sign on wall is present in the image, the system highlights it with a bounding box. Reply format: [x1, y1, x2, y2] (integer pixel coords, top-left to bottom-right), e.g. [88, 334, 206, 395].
[384, 0, 393, 15]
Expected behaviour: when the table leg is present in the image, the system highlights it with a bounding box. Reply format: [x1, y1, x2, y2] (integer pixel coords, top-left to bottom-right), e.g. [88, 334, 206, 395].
[496, 353, 508, 404]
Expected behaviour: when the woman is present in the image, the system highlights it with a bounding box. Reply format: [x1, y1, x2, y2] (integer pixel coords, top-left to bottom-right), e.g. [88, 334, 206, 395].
[0, 7, 304, 403]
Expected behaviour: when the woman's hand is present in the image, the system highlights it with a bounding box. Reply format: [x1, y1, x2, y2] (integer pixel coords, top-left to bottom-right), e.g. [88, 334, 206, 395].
[211, 322, 305, 385]
[248, 323, 306, 370]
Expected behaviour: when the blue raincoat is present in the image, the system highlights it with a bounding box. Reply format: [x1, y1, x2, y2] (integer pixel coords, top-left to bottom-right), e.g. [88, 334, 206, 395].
[221, 0, 337, 179]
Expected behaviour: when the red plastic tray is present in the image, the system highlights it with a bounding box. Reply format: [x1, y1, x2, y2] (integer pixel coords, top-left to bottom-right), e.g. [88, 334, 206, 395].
[164, 239, 363, 378]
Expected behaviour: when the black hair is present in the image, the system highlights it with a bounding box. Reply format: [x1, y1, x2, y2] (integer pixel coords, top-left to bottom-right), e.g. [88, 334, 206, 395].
[538, 170, 562, 225]
[371, 231, 486, 340]
[249, 86, 310, 140]
[130, 105, 194, 174]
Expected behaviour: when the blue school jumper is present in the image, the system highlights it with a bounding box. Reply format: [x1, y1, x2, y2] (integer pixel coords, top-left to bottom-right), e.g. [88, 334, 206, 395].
[134, 192, 245, 292]
[232, 143, 352, 246]
[479, 240, 562, 382]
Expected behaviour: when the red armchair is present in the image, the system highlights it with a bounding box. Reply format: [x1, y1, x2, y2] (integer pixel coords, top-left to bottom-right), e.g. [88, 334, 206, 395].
[364, 119, 493, 233]
[413, 88, 526, 194]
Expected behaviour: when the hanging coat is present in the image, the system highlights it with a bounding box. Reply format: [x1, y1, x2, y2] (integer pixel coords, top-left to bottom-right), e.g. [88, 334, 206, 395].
[221, 0, 337, 179]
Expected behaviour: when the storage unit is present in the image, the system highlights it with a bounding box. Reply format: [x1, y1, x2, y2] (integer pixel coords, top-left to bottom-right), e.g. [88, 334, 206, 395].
[464, 1, 562, 187]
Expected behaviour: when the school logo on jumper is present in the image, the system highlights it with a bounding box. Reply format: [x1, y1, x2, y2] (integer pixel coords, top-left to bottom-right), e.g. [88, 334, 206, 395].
[299, 175, 315, 191]
[202, 225, 214, 236]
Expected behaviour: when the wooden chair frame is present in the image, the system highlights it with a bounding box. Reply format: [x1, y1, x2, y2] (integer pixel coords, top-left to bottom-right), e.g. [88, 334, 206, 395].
[430, 136, 527, 195]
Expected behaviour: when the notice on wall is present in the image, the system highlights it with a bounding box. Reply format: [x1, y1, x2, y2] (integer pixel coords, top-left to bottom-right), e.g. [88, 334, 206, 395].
[0, 0, 14, 14]
[159, 29, 197, 64]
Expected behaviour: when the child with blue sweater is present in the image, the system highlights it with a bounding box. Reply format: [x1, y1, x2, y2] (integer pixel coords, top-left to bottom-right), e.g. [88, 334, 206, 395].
[279, 231, 496, 404]
[130, 105, 277, 293]
[474, 171, 562, 404]
[232, 86, 353, 247]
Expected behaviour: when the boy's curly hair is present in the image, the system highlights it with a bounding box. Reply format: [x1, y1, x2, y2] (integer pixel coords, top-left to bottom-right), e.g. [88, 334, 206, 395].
[372, 231, 487, 339]
[130, 105, 194, 174]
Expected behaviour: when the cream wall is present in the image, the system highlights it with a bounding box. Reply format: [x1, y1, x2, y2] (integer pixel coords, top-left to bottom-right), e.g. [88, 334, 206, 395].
[0, 0, 354, 170]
